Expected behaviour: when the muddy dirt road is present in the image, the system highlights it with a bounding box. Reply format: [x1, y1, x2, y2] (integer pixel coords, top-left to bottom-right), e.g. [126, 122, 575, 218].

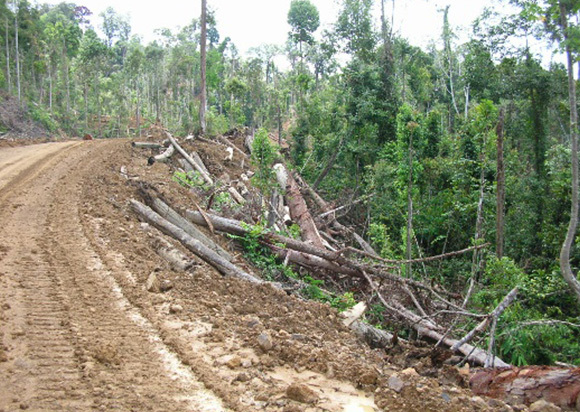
[0, 141, 226, 411]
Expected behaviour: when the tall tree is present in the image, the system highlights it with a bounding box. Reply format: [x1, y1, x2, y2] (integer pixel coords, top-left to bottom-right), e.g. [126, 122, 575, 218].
[557, 0, 580, 301]
[287, 0, 319, 61]
[199, 0, 207, 134]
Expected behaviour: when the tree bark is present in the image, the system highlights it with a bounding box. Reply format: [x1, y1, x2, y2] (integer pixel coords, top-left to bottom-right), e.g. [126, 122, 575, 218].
[199, 0, 207, 134]
[274, 164, 326, 249]
[152, 236, 197, 272]
[130, 199, 261, 284]
[470, 366, 580, 409]
[559, 2, 580, 302]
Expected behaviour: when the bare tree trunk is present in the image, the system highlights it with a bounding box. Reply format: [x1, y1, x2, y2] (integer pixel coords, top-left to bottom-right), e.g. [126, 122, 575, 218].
[14, 11, 21, 106]
[406, 132, 414, 278]
[5, 18, 11, 94]
[199, 0, 207, 134]
[275, 164, 326, 249]
[496, 108, 506, 259]
[559, 2, 580, 302]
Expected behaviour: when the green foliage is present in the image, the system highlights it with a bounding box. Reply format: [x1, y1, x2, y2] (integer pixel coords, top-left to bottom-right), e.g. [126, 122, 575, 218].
[172, 170, 208, 190]
[29, 104, 58, 132]
[232, 222, 298, 282]
[328, 292, 357, 312]
[287, 0, 320, 47]
[250, 128, 279, 197]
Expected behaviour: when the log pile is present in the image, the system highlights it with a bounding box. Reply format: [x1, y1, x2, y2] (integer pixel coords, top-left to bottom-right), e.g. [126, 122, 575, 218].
[128, 132, 579, 407]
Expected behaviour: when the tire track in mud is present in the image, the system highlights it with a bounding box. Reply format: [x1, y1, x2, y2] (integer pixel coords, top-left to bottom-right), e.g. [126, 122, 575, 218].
[0, 140, 226, 411]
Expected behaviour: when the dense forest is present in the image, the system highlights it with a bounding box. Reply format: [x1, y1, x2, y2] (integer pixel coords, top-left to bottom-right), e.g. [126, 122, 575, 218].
[2, 0, 580, 366]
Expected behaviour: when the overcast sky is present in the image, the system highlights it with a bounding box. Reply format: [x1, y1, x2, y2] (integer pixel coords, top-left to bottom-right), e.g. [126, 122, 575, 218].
[35, 0, 500, 50]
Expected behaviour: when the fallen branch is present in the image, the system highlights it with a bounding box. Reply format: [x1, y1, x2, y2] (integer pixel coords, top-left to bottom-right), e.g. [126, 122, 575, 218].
[346, 243, 491, 265]
[131, 199, 261, 284]
[360, 271, 509, 367]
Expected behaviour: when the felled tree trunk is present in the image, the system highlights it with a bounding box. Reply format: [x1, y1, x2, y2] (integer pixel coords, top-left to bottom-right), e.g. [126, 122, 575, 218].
[244, 133, 255, 154]
[152, 144, 175, 163]
[149, 197, 232, 260]
[470, 366, 580, 409]
[274, 163, 325, 249]
[130, 199, 261, 284]
[152, 236, 197, 272]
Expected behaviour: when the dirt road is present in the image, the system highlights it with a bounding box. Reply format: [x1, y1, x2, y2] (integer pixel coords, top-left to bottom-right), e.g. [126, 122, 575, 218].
[0, 141, 226, 411]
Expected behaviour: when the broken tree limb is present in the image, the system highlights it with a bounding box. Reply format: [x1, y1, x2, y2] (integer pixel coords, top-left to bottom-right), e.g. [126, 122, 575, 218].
[353, 233, 380, 258]
[274, 164, 326, 249]
[167, 133, 214, 185]
[450, 287, 519, 353]
[148, 197, 232, 261]
[130, 199, 262, 284]
[470, 366, 580, 409]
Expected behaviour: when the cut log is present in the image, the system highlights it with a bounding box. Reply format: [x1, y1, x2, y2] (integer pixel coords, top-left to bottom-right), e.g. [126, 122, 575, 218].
[167, 133, 214, 185]
[131, 199, 262, 284]
[132, 141, 163, 149]
[152, 144, 175, 163]
[353, 232, 380, 258]
[228, 187, 246, 205]
[149, 197, 232, 260]
[152, 236, 197, 272]
[274, 164, 326, 249]
[470, 366, 580, 409]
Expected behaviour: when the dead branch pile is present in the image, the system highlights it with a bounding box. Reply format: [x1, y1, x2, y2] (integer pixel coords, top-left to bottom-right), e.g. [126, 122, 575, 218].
[130, 132, 518, 370]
